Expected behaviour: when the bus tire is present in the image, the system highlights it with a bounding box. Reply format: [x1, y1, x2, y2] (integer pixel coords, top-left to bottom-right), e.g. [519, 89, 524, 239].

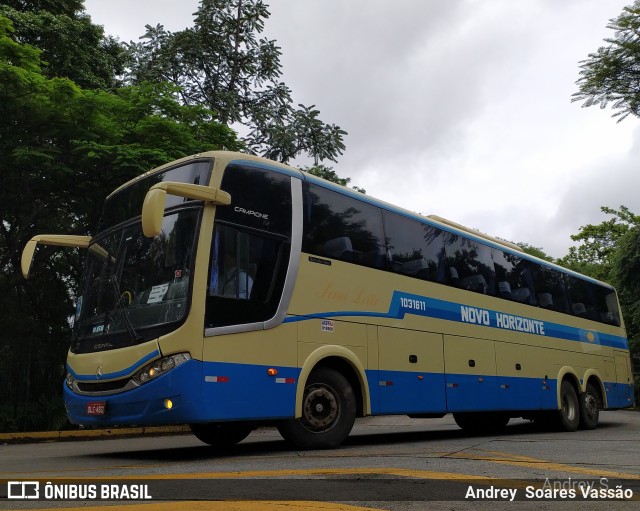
[278, 367, 356, 450]
[453, 412, 510, 434]
[579, 382, 600, 430]
[190, 422, 253, 449]
[557, 380, 580, 432]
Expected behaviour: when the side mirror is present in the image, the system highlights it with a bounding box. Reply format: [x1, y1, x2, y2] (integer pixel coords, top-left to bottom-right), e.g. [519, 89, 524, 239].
[141, 181, 231, 237]
[22, 235, 91, 279]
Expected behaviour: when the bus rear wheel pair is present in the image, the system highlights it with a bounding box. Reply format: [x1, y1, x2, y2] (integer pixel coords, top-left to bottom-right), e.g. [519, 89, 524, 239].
[554, 380, 601, 431]
[533, 380, 600, 432]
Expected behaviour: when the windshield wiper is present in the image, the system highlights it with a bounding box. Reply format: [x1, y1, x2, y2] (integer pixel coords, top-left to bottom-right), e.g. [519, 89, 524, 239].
[106, 275, 141, 342]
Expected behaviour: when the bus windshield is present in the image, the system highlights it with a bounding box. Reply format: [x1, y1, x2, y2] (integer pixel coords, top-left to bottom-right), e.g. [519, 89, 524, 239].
[73, 209, 200, 353]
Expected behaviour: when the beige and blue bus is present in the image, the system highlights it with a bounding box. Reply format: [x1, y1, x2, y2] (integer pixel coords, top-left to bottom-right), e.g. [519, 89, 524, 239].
[22, 151, 634, 449]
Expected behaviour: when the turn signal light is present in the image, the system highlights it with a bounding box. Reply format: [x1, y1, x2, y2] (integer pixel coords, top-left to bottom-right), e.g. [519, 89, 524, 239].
[267, 368, 278, 376]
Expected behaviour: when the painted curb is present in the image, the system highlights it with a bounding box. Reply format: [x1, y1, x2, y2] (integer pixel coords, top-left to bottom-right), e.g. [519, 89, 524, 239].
[0, 425, 191, 443]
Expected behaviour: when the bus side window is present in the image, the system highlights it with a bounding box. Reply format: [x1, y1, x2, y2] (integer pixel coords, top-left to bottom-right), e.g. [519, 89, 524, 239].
[383, 212, 446, 283]
[444, 233, 495, 296]
[302, 183, 385, 269]
[600, 288, 621, 326]
[532, 266, 569, 314]
[208, 225, 255, 300]
[205, 223, 290, 328]
[492, 248, 536, 305]
[565, 275, 602, 322]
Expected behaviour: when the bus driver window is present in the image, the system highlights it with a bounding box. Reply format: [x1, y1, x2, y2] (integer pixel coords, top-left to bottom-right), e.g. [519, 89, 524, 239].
[209, 226, 254, 300]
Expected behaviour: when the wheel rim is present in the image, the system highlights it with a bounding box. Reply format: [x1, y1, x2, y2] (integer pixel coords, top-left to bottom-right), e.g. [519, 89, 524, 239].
[301, 384, 340, 432]
[562, 391, 577, 421]
[584, 393, 598, 420]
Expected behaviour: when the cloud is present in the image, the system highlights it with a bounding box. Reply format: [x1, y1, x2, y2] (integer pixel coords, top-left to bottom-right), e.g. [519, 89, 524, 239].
[84, 0, 639, 260]
[544, 123, 640, 255]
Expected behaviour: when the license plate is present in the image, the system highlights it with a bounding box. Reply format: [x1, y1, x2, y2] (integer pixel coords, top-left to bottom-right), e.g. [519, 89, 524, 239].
[86, 401, 106, 415]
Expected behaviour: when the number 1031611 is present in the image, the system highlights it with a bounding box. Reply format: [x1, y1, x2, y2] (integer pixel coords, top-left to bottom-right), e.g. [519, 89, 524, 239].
[400, 297, 427, 311]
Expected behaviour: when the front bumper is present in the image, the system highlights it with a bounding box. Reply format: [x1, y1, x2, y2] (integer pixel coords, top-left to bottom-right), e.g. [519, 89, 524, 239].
[64, 358, 208, 426]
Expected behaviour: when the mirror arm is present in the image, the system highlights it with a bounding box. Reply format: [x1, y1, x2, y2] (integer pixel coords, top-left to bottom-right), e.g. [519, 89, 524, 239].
[22, 235, 91, 279]
[141, 181, 231, 238]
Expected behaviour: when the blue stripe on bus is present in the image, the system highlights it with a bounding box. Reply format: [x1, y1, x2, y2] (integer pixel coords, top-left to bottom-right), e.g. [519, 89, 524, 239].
[368, 370, 559, 414]
[67, 349, 161, 381]
[284, 290, 629, 350]
[63, 358, 633, 427]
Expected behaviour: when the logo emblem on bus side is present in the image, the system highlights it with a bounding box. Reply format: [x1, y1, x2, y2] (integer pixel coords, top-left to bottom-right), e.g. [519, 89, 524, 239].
[96, 366, 103, 379]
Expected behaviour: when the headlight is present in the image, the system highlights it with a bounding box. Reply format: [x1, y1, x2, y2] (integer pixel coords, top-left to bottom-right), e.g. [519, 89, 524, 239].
[66, 373, 76, 389]
[132, 353, 191, 385]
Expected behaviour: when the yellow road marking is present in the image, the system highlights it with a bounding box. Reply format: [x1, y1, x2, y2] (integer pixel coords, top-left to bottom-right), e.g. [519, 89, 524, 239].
[32, 467, 494, 481]
[444, 449, 640, 480]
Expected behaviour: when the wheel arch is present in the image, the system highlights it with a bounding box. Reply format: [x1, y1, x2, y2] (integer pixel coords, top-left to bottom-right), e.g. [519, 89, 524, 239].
[556, 366, 581, 409]
[583, 370, 606, 408]
[296, 345, 370, 419]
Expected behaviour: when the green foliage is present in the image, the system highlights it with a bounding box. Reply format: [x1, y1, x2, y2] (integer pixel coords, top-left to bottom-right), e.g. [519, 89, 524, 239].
[302, 164, 366, 194]
[573, 1, 640, 121]
[613, 226, 640, 358]
[2, 0, 85, 16]
[0, 2, 126, 89]
[557, 206, 639, 282]
[516, 243, 554, 262]
[127, 0, 347, 165]
[0, 15, 241, 432]
[556, 206, 640, 384]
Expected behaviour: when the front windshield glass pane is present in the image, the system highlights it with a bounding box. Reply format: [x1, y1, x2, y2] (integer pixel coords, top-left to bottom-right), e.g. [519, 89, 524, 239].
[74, 209, 199, 347]
[98, 160, 212, 232]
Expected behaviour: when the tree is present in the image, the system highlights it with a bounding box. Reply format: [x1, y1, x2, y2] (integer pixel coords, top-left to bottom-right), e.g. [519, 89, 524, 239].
[557, 206, 640, 401]
[127, 0, 347, 165]
[614, 224, 640, 404]
[0, 16, 241, 431]
[556, 206, 639, 282]
[516, 243, 554, 262]
[614, 226, 640, 360]
[573, 1, 640, 121]
[0, 1, 126, 89]
[302, 164, 366, 194]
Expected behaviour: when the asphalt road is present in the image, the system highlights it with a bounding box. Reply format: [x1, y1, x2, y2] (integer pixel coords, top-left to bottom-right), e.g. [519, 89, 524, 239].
[1, 411, 639, 510]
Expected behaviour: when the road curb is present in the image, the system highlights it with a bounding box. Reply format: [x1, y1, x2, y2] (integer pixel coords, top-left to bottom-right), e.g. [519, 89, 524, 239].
[0, 425, 191, 444]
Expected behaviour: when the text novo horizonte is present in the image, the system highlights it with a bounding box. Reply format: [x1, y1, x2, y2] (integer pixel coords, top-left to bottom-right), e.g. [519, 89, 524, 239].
[461, 306, 545, 335]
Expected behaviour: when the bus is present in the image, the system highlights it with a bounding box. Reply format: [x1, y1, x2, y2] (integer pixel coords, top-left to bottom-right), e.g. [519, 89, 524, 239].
[22, 151, 634, 449]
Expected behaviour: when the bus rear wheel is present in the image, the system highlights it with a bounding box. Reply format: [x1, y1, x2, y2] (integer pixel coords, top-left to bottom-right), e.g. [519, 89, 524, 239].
[579, 382, 600, 430]
[190, 422, 253, 449]
[278, 367, 356, 450]
[557, 380, 580, 432]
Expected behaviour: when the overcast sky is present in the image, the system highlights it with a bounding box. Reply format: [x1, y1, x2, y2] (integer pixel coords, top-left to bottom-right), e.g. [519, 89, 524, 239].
[84, 0, 639, 259]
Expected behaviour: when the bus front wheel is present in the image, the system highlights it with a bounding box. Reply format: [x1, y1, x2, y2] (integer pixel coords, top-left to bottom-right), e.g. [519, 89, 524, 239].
[190, 422, 253, 449]
[278, 367, 356, 450]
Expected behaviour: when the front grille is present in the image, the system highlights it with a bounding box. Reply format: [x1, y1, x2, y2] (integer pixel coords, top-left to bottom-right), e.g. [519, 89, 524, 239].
[77, 379, 129, 393]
